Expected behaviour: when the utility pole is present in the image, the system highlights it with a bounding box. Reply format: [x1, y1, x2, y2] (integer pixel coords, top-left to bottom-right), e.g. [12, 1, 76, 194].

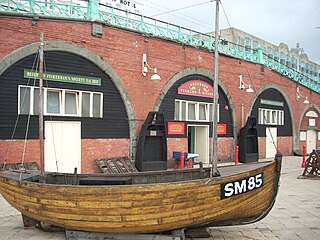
[39, 32, 45, 182]
[211, 0, 220, 177]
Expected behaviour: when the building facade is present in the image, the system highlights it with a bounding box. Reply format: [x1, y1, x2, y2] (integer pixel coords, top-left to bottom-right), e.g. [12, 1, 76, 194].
[0, 2, 320, 173]
[218, 27, 320, 84]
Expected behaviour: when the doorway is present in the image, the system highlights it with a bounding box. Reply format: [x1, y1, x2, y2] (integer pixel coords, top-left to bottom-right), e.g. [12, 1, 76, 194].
[45, 121, 81, 173]
[266, 127, 277, 158]
[306, 129, 317, 154]
[188, 125, 209, 164]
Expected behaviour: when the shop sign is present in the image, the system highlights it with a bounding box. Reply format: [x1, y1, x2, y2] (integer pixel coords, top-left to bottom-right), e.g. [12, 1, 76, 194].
[260, 99, 284, 107]
[168, 122, 185, 135]
[24, 69, 101, 86]
[178, 80, 213, 98]
[217, 123, 227, 134]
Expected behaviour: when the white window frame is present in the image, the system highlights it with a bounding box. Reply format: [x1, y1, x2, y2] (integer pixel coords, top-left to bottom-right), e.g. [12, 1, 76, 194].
[18, 85, 103, 118]
[174, 99, 219, 122]
[258, 108, 284, 125]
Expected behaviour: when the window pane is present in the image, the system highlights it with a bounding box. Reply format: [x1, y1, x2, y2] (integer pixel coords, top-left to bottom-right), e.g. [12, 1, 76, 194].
[181, 102, 186, 120]
[20, 87, 30, 114]
[188, 103, 196, 120]
[199, 104, 206, 120]
[65, 92, 77, 115]
[33, 88, 39, 115]
[93, 93, 101, 118]
[47, 91, 60, 114]
[209, 105, 213, 122]
[82, 93, 90, 117]
[174, 101, 180, 120]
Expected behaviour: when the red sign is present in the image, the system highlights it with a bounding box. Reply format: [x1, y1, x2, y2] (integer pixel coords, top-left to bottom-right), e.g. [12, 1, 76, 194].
[178, 80, 213, 98]
[168, 122, 185, 135]
[217, 124, 227, 135]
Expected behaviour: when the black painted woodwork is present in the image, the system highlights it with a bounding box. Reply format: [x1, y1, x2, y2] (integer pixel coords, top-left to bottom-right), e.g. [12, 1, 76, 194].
[158, 75, 234, 138]
[135, 112, 167, 171]
[239, 117, 259, 163]
[0, 51, 129, 139]
[250, 88, 292, 137]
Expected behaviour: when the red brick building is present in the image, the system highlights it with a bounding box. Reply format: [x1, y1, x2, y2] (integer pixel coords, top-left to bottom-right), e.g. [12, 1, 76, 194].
[0, 14, 319, 173]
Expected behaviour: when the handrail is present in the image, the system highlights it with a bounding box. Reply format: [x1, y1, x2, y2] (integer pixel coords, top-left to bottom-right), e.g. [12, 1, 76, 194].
[0, 0, 319, 93]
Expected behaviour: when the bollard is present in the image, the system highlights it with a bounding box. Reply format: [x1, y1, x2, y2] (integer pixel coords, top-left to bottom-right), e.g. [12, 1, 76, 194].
[235, 145, 239, 165]
[180, 152, 184, 169]
[302, 146, 306, 168]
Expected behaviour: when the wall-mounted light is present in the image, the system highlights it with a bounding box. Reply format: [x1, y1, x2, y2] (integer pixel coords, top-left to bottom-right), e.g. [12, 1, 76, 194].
[296, 86, 309, 104]
[239, 75, 254, 93]
[142, 53, 161, 80]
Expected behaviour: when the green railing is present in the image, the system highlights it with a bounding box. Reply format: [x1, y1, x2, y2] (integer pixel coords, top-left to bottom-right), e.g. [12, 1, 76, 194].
[1, 0, 319, 93]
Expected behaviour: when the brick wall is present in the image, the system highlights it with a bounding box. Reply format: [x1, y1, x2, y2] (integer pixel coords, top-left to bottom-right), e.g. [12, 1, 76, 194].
[1, 16, 319, 170]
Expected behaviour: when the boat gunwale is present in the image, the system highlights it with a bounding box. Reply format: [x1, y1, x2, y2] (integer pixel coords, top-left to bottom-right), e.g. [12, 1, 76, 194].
[0, 160, 275, 189]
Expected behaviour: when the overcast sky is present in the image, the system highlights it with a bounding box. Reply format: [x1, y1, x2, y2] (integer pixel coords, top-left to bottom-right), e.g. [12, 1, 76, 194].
[140, 0, 320, 64]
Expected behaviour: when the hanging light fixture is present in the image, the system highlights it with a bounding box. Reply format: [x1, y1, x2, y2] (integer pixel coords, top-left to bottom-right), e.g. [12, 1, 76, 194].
[142, 53, 161, 80]
[239, 75, 254, 93]
[296, 86, 310, 104]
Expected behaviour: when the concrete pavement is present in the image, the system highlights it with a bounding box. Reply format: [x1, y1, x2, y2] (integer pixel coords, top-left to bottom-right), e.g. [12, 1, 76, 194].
[0, 156, 319, 239]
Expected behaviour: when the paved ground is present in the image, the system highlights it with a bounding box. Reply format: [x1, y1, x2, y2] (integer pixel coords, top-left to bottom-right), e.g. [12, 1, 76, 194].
[0, 156, 319, 239]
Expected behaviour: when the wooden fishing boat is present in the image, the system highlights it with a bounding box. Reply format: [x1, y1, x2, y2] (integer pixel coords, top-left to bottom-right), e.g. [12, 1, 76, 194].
[0, 1, 282, 234]
[0, 154, 282, 233]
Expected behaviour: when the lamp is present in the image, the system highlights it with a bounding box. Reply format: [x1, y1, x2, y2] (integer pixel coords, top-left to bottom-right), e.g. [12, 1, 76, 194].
[142, 53, 161, 80]
[239, 75, 254, 93]
[296, 86, 309, 104]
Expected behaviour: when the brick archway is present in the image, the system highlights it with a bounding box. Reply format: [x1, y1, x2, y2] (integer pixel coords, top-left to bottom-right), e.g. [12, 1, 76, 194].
[0, 41, 137, 159]
[154, 67, 238, 160]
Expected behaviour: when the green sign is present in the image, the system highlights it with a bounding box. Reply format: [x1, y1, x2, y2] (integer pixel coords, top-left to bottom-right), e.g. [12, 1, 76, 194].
[260, 99, 284, 107]
[24, 69, 101, 86]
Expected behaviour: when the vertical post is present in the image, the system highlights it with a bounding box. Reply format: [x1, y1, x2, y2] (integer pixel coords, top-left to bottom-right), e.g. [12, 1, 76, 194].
[241, 103, 244, 128]
[257, 46, 264, 64]
[39, 32, 45, 182]
[302, 146, 306, 168]
[88, 0, 100, 21]
[235, 146, 239, 165]
[180, 152, 184, 169]
[211, 0, 220, 177]
[29, 0, 35, 14]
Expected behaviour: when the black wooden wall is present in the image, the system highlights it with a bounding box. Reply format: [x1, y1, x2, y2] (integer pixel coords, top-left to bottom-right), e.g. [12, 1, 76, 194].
[159, 75, 233, 138]
[249, 88, 292, 137]
[0, 51, 129, 139]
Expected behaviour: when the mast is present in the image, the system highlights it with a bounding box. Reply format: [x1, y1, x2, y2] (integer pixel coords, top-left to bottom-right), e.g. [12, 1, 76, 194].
[211, 0, 220, 177]
[39, 32, 45, 181]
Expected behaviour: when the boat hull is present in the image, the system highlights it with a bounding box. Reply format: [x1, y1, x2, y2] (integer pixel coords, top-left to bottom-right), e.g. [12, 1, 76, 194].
[0, 156, 281, 233]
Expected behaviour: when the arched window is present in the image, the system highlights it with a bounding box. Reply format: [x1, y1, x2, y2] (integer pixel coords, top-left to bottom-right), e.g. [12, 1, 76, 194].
[280, 52, 285, 65]
[252, 41, 259, 54]
[274, 50, 279, 61]
[291, 57, 297, 70]
[244, 37, 251, 52]
[285, 54, 290, 67]
[300, 61, 305, 73]
[267, 47, 273, 58]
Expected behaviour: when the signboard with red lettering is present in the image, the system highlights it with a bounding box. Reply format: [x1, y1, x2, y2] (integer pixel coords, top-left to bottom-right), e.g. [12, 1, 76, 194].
[217, 124, 227, 135]
[178, 80, 213, 98]
[168, 122, 185, 135]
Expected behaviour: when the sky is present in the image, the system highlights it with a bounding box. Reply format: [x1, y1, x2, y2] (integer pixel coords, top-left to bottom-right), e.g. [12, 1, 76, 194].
[138, 0, 320, 64]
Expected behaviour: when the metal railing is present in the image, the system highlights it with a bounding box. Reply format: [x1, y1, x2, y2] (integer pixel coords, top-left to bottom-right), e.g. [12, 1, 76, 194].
[1, 0, 319, 93]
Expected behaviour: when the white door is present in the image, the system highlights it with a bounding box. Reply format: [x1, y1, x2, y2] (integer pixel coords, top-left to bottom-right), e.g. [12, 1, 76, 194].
[266, 127, 277, 158]
[194, 126, 209, 165]
[45, 121, 81, 173]
[307, 130, 317, 154]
